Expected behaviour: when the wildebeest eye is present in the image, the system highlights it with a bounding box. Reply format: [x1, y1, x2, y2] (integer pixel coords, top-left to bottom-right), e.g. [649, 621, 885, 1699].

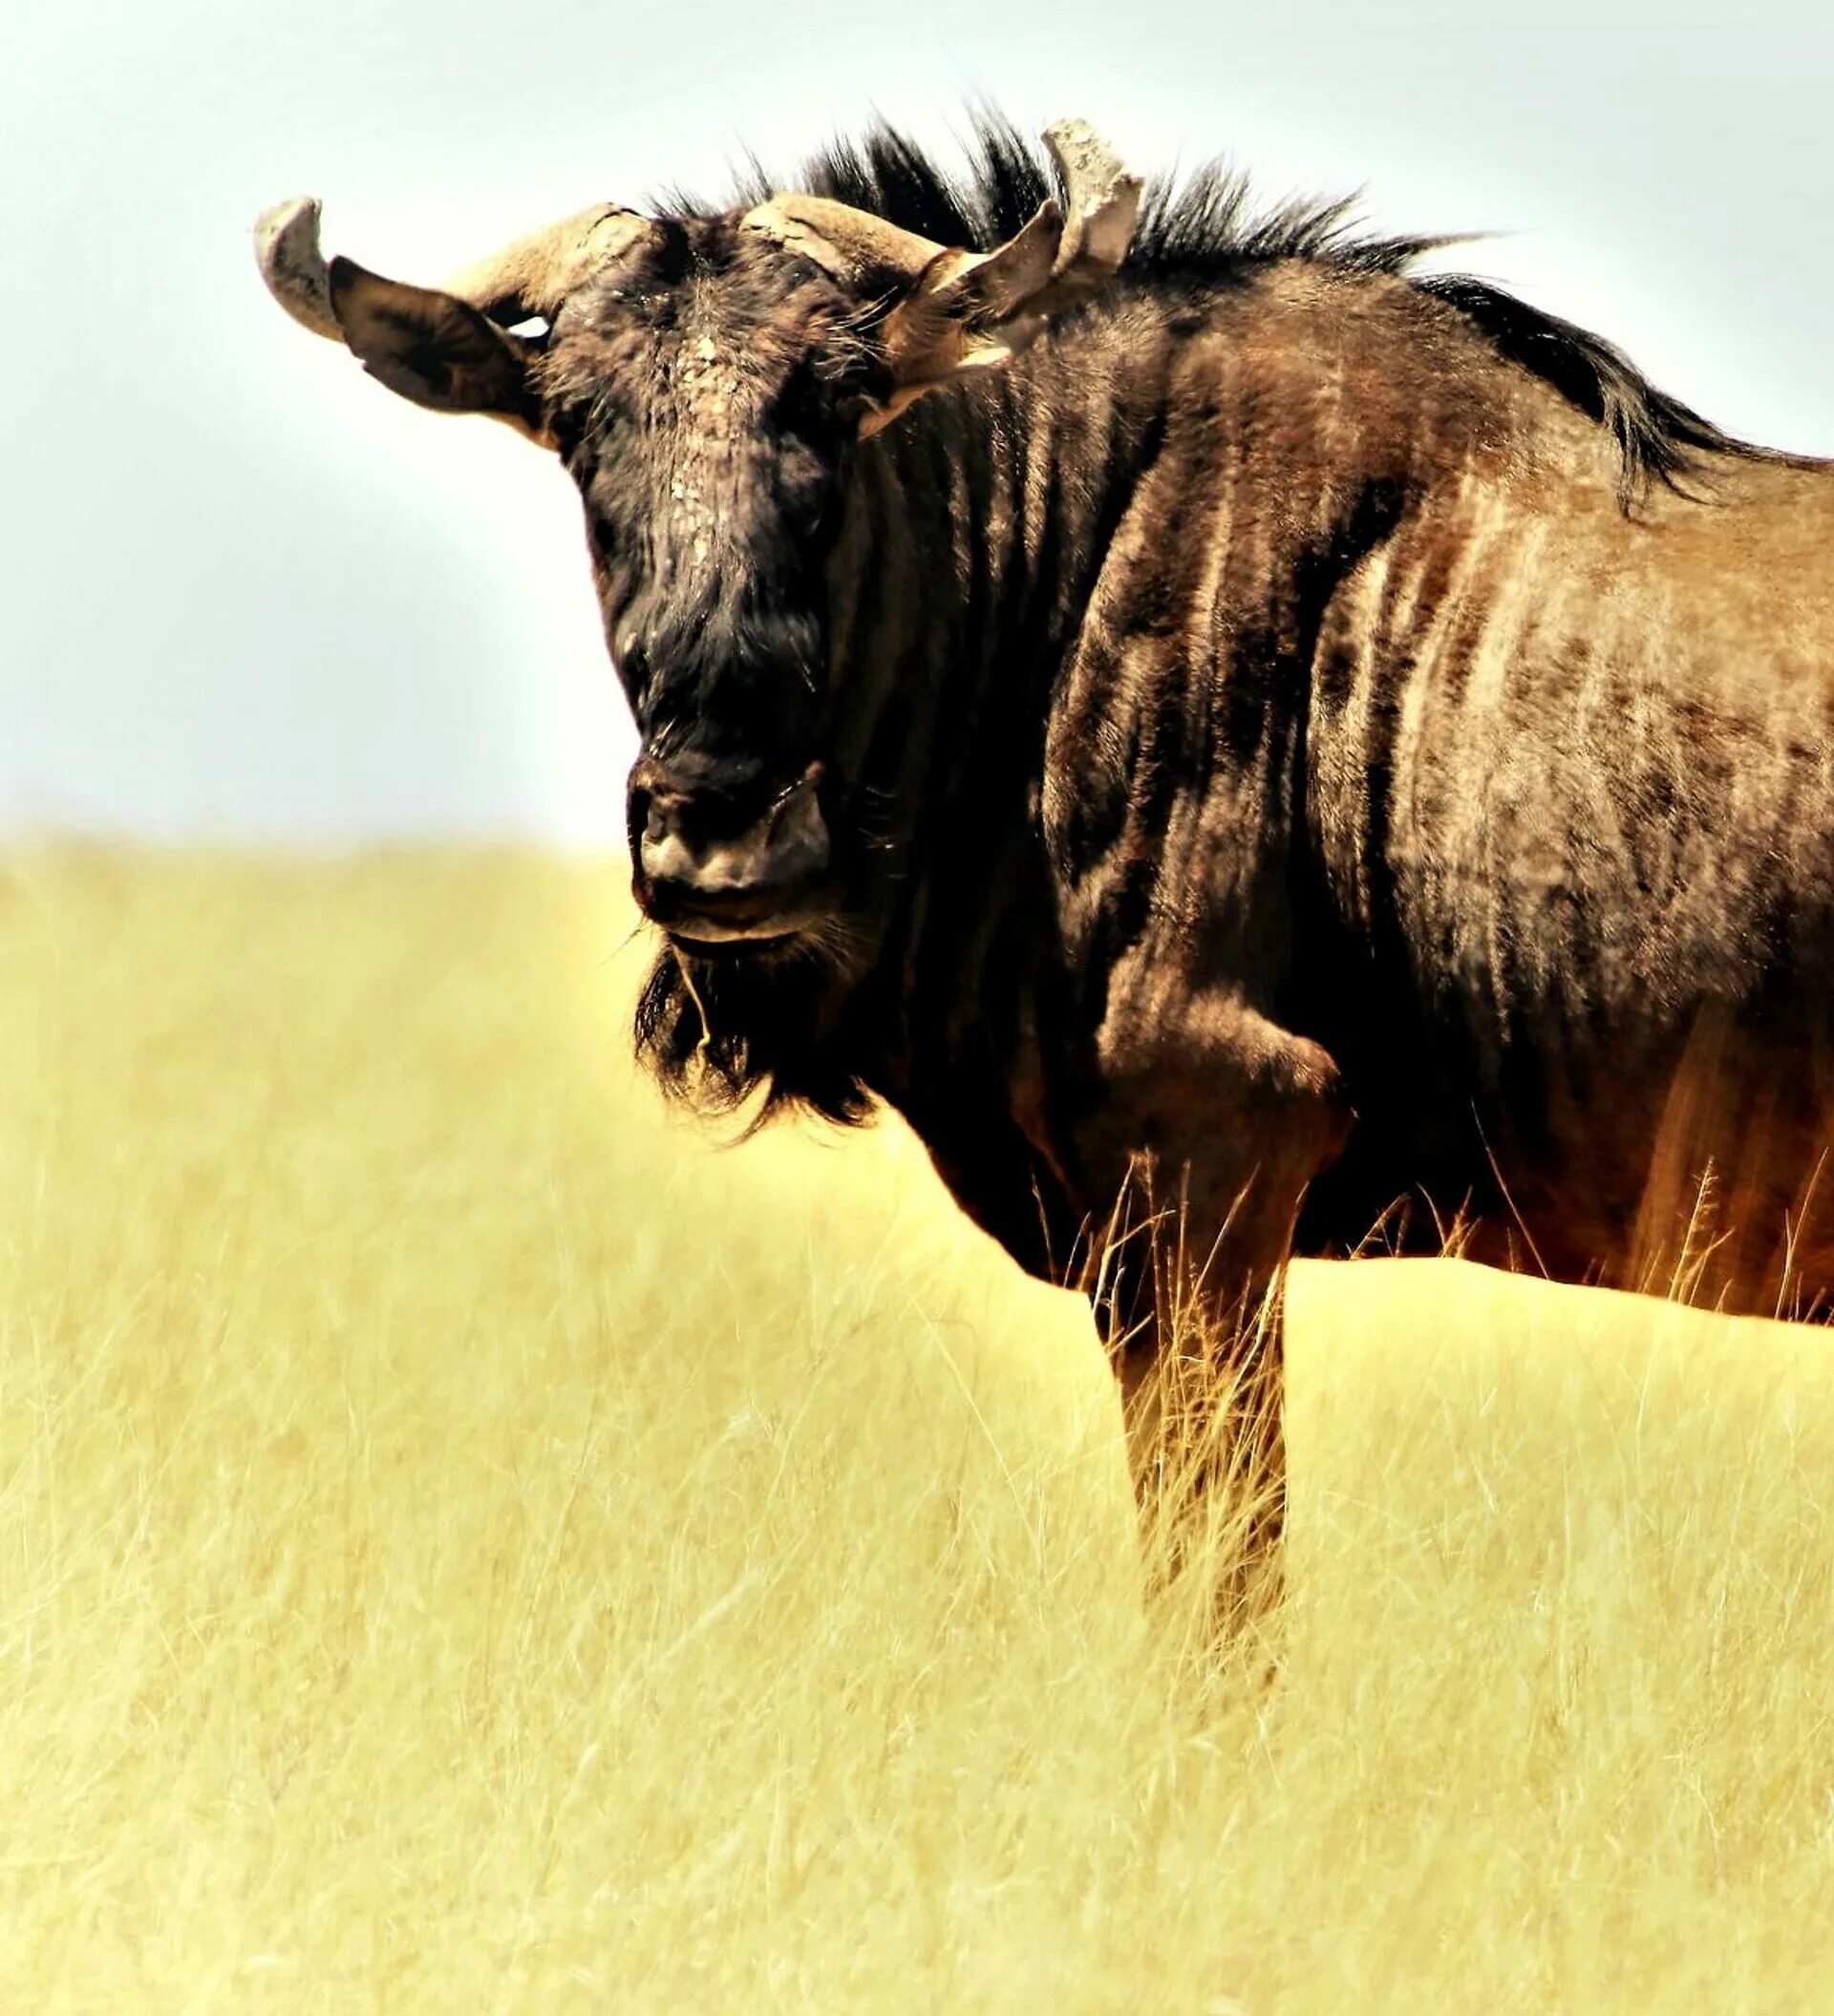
[616, 637, 650, 692]
[552, 401, 605, 471]
[768, 359, 853, 445]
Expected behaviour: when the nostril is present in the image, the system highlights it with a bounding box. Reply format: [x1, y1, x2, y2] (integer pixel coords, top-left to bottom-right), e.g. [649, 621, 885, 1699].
[639, 817, 696, 892]
[763, 775, 829, 882]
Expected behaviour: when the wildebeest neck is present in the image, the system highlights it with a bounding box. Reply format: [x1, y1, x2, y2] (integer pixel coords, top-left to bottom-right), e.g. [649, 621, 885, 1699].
[828, 276, 1415, 1026]
[641, 267, 1434, 1120]
[644, 253, 1738, 1137]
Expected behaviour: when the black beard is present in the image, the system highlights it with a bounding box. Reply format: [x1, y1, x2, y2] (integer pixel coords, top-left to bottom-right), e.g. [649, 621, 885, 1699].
[632, 932, 875, 1128]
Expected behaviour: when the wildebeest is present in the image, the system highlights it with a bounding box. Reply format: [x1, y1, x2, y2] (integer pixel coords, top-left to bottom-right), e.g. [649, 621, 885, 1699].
[255, 116, 1834, 1609]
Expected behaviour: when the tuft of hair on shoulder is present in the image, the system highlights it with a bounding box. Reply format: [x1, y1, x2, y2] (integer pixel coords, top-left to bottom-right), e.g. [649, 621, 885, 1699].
[1414, 274, 1752, 505]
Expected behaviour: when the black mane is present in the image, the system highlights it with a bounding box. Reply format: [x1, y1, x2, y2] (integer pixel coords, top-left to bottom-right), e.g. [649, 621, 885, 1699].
[716, 111, 1752, 502]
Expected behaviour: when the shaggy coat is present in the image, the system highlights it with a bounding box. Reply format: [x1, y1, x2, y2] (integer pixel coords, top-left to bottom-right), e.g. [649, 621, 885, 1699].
[629, 131, 1834, 1322]
[256, 119, 1834, 1599]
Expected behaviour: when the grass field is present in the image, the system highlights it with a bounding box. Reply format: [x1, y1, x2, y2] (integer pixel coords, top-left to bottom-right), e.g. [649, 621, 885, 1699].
[7, 852, 1834, 2012]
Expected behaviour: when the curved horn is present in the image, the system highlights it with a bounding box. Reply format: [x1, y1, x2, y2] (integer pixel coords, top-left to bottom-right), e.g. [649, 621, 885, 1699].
[438, 203, 650, 323]
[253, 196, 650, 341]
[738, 193, 948, 287]
[255, 197, 343, 340]
[739, 118, 1140, 330]
[1035, 118, 1142, 310]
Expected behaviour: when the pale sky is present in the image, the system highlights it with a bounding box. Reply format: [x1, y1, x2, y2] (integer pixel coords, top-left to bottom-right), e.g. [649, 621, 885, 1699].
[6, 0, 1831, 842]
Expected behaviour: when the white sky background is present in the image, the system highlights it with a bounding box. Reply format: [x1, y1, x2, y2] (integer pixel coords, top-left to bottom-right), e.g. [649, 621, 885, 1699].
[4, 0, 1831, 844]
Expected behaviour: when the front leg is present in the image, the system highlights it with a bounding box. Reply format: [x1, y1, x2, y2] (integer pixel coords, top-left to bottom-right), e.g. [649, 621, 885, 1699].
[1059, 980, 1351, 1622]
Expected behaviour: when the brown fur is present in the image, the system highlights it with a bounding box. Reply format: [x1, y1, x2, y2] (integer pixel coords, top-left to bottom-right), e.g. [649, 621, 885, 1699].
[261, 119, 1834, 1617]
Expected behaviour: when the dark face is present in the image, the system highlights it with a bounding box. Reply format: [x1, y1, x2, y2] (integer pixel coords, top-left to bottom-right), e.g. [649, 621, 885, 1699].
[540, 219, 885, 953]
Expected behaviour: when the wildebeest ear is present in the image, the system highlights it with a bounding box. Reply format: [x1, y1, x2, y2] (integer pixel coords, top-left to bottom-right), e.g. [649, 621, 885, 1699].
[743, 119, 1141, 435]
[326, 258, 548, 440]
[253, 194, 649, 445]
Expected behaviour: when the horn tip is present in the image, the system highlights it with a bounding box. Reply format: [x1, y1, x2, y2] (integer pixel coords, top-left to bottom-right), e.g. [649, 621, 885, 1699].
[1040, 119, 1141, 194]
[254, 196, 323, 253]
[254, 196, 344, 341]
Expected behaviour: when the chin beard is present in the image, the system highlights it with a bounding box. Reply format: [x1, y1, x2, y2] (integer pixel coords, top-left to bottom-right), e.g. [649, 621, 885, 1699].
[631, 921, 876, 1128]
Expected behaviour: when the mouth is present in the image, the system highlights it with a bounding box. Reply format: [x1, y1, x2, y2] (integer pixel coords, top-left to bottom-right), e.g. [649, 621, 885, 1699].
[640, 876, 836, 956]
[657, 895, 842, 955]
[667, 917, 800, 954]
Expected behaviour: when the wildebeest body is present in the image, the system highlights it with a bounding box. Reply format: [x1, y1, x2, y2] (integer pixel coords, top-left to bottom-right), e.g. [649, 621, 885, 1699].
[764, 246, 1834, 1320]
[254, 118, 1834, 1603]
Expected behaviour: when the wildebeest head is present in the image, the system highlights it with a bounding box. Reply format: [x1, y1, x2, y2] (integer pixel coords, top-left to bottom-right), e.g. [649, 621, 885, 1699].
[254, 123, 1140, 960]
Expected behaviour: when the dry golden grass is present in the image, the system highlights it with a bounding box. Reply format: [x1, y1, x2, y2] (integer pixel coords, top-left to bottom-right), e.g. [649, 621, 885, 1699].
[7, 851, 1834, 2012]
